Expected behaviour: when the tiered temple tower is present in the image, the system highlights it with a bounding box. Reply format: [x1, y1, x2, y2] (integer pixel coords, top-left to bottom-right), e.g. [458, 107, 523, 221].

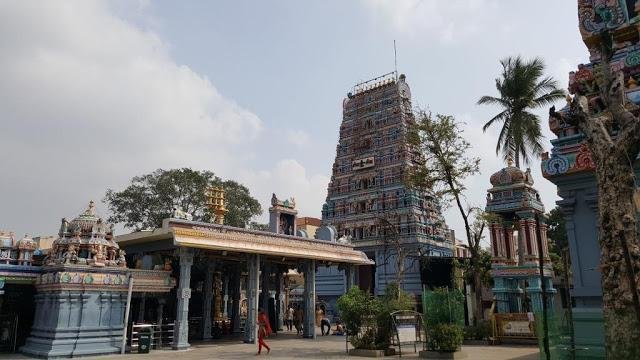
[319, 72, 453, 301]
[486, 161, 555, 314]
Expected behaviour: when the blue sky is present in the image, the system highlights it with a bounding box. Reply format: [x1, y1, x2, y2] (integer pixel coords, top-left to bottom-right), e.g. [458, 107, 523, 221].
[0, 1, 586, 243]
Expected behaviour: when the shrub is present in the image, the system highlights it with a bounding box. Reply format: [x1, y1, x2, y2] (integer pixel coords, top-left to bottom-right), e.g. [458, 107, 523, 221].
[337, 287, 382, 349]
[464, 320, 491, 340]
[337, 283, 414, 350]
[427, 323, 464, 352]
[376, 283, 415, 349]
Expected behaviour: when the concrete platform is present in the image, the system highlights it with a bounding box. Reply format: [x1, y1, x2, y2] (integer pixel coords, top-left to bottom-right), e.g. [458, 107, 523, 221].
[1, 330, 539, 360]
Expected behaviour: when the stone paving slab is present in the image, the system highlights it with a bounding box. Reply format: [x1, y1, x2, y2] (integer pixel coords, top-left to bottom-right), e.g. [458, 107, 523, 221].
[1, 332, 539, 360]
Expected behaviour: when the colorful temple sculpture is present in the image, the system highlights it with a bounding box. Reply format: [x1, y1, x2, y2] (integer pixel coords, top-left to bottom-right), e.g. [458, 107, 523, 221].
[316, 72, 453, 314]
[486, 161, 555, 314]
[20, 202, 174, 358]
[540, 1, 640, 357]
[115, 190, 372, 350]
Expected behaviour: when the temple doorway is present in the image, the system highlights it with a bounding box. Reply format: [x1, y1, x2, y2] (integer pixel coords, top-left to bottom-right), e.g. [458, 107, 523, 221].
[0, 283, 35, 352]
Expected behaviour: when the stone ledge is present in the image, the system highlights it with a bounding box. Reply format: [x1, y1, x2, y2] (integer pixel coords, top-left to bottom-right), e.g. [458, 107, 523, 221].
[348, 348, 396, 357]
[419, 350, 467, 359]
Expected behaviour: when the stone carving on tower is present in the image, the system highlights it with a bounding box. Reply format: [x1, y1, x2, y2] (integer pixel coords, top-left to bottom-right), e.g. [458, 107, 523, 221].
[486, 160, 556, 314]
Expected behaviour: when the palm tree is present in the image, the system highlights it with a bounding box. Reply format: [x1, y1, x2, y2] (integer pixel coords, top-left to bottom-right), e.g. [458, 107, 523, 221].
[477, 56, 565, 168]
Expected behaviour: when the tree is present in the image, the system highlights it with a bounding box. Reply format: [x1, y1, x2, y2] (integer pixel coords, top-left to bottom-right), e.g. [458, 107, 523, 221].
[104, 168, 262, 230]
[408, 112, 487, 324]
[552, 33, 640, 358]
[547, 206, 569, 279]
[478, 56, 565, 168]
[377, 214, 411, 289]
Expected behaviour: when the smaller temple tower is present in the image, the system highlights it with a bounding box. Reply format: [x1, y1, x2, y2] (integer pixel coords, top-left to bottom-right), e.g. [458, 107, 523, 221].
[486, 160, 555, 313]
[21, 201, 129, 358]
[269, 193, 297, 236]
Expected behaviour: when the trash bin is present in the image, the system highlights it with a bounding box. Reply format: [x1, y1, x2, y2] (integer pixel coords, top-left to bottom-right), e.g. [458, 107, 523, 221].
[138, 327, 152, 354]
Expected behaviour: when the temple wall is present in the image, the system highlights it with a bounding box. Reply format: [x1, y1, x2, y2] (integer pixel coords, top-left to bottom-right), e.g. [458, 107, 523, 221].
[21, 290, 127, 358]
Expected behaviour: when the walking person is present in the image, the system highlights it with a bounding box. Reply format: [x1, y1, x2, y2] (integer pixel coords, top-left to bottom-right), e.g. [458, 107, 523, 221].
[285, 305, 294, 331]
[256, 308, 271, 355]
[293, 305, 304, 336]
[320, 315, 331, 336]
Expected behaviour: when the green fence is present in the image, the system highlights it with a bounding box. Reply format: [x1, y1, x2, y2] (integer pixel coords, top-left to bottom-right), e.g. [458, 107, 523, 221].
[421, 287, 464, 327]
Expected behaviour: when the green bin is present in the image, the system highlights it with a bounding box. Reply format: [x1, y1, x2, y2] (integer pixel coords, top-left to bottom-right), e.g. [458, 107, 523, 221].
[138, 327, 152, 354]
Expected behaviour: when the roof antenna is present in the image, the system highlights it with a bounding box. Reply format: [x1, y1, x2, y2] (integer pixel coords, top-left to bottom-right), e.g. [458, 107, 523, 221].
[394, 40, 398, 80]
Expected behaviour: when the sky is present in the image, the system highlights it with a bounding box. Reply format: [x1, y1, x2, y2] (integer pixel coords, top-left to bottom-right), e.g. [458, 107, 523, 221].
[0, 0, 587, 244]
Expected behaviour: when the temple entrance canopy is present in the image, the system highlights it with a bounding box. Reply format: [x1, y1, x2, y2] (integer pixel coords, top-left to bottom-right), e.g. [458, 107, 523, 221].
[116, 194, 372, 350]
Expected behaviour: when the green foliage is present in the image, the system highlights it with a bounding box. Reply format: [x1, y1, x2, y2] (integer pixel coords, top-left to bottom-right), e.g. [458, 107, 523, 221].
[104, 168, 262, 230]
[337, 284, 414, 350]
[477, 56, 565, 168]
[336, 287, 381, 338]
[248, 222, 270, 231]
[350, 327, 378, 350]
[423, 288, 465, 328]
[408, 113, 480, 203]
[458, 249, 493, 288]
[463, 320, 490, 340]
[376, 283, 416, 349]
[427, 323, 464, 352]
[546, 206, 569, 278]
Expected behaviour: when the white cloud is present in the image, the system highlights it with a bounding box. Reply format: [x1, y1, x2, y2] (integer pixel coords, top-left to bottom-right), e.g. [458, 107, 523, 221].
[361, 0, 496, 43]
[286, 129, 311, 148]
[0, 1, 263, 235]
[239, 159, 330, 224]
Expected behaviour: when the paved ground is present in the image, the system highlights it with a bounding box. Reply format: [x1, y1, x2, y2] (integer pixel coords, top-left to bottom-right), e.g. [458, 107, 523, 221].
[2, 331, 539, 360]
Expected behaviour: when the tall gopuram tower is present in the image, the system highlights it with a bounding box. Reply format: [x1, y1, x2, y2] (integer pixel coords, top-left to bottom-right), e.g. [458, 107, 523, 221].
[317, 72, 453, 303]
[540, 1, 640, 357]
[485, 161, 555, 314]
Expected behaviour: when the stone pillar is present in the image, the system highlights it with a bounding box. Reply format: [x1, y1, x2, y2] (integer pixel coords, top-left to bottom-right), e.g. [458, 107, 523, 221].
[492, 278, 510, 313]
[223, 274, 229, 320]
[275, 271, 283, 331]
[244, 254, 260, 343]
[518, 219, 527, 265]
[137, 293, 146, 323]
[202, 261, 215, 340]
[303, 259, 316, 339]
[261, 262, 270, 319]
[345, 265, 356, 291]
[231, 267, 241, 333]
[157, 298, 165, 327]
[173, 247, 194, 350]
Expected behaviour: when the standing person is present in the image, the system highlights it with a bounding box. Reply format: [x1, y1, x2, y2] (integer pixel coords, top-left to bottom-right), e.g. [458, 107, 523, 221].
[257, 308, 271, 355]
[293, 305, 304, 336]
[320, 315, 331, 336]
[315, 306, 323, 327]
[285, 305, 294, 331]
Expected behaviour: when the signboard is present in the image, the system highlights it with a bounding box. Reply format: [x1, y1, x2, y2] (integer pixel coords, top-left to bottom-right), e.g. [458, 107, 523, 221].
[493, 313, 536, 340]
[352, 157, 375, 170]
[396, 324, 417, 344]
[501, 320, 532, 335]
[390, 310, 424, 355]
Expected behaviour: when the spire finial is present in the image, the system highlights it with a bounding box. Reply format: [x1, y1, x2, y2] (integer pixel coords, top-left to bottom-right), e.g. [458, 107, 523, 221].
[507, 157, 514, 167]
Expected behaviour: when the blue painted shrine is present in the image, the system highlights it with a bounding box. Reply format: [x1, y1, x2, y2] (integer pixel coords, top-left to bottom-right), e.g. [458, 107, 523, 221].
[486, 161, 555, 314]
